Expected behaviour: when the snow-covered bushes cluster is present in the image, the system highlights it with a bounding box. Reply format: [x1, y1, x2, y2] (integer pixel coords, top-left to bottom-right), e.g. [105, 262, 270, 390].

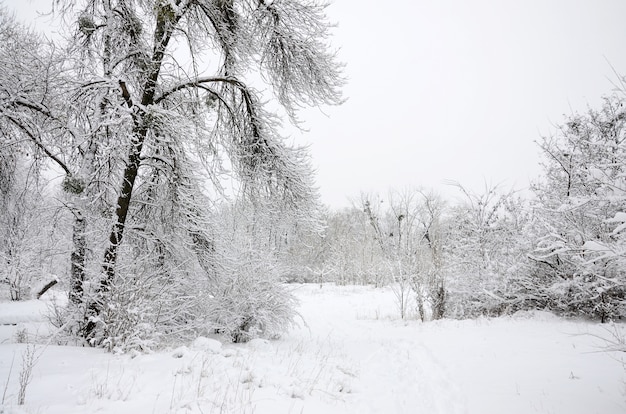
[204, 201, 309, 343]
[206, 252, 299, 343]
[442, 186, 532, 318]
[524, 95, 626, 321]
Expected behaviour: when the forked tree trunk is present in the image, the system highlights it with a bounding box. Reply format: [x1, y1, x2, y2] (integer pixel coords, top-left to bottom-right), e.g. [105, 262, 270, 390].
[85, 7, 178, 339]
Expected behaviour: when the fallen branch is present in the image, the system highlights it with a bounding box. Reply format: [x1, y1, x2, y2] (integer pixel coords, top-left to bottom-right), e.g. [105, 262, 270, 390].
[36, 279, 58, 299]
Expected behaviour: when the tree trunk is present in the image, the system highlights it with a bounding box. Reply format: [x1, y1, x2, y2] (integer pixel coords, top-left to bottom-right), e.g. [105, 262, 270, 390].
[416, 291, 425, 322]
[431, 281, 446, 320]
[85, 127, 147, 338]
[101, 134, 145, 287]
[69, 212, 86, 304]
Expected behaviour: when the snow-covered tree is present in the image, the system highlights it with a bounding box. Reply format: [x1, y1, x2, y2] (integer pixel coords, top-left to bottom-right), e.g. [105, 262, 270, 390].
[445, 183, 531, 317]
[0, 156, 44, 300]
[0, 10, 69, 301]
[361, 189, 448, 320]
[410, 189, 447, 320]
[529, 94, 626, 321]
[1, 1, 343, 348]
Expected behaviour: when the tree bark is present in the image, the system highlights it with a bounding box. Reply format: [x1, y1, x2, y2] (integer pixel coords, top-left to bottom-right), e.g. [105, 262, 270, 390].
[101, 130, 146, 286]
[69, 212, 86, 304]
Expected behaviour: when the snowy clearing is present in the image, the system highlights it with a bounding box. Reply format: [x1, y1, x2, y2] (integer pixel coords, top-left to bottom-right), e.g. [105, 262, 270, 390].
[0, 284, 624, 413]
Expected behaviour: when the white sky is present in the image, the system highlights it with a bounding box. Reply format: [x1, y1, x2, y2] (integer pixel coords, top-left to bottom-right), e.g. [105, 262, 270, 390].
[7, 0, 626, 208]
[296, 0, 626, 207]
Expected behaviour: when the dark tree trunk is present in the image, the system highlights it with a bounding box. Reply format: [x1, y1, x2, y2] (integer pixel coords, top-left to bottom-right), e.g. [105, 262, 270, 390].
[69, 213, 86, 304]
[101, 132, 145, 287]
[431, 281, 446, 320]
[416, 293, 425, 322]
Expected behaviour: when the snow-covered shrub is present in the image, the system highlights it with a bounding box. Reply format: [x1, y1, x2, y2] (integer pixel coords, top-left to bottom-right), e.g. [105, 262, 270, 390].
[528, 94, 626, 322]
[82, 238, 302, 348]
[87, 278, 160, 353]
[443, 184, 534, 319]
[17, 343, 38, 405]
[47, 299, 83, 345]
[48, 264, 204, 352]
[207, 248, 299, 343]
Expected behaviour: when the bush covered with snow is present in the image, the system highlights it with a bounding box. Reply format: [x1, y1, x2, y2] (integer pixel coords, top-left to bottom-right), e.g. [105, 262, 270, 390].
[207, 248, 299, 343]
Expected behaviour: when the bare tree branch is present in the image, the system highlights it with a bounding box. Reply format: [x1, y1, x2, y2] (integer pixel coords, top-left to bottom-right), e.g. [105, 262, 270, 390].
[5, 115, 71, 176]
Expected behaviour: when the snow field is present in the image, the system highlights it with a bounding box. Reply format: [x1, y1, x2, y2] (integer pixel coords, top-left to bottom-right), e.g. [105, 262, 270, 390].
[0, 284, 625, 413]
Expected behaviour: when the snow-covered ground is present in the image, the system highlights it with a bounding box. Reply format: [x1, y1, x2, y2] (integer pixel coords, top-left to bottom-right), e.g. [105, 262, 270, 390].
[0, 284, 624, 413]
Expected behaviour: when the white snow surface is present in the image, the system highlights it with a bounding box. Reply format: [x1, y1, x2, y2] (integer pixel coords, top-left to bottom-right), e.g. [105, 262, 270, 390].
[0, 284, 624, 413]
[0, 298, 50, 326]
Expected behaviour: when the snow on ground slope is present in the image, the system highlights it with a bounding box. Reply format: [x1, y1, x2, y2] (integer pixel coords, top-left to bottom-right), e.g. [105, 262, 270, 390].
[0, 297, 50, 326]
[0, 284, 624, 413]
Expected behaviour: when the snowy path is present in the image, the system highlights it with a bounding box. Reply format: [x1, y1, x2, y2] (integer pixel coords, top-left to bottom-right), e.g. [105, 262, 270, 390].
[350, 335, 466, 413]
[289, 284, 468, 414]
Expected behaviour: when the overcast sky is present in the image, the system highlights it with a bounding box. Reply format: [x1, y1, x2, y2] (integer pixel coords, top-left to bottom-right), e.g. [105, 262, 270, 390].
[297, 0, 626, 207]
[8, 0, 626, 208]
